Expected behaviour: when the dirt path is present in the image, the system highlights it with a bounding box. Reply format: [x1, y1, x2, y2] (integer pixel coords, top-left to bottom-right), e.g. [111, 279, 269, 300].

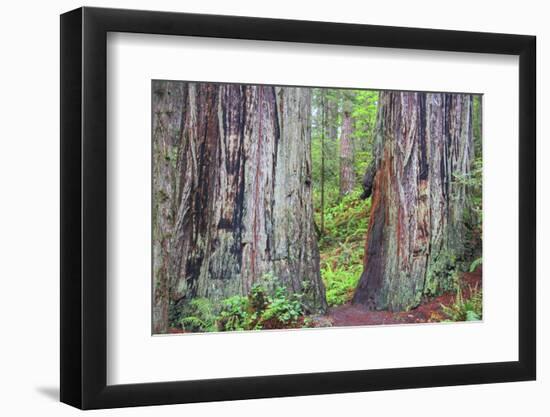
[315, 269, 482, 327]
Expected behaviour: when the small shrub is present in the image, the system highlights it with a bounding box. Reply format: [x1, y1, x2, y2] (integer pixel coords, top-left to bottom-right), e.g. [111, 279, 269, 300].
[259, 284, 304, 329]
[249, 281, 270, 313]
[217, 295, 251, 331]
[441, 285, 482, 322]
[218, 276, 307, 331]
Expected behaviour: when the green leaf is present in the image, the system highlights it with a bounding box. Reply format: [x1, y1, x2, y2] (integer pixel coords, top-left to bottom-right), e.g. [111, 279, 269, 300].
[466, 310, 481, 321]
[469, 257, 482, 273]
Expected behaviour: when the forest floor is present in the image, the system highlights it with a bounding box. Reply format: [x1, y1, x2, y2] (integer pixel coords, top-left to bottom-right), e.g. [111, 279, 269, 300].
[166, 269, 482, 334]
[313, 268, 482, 327]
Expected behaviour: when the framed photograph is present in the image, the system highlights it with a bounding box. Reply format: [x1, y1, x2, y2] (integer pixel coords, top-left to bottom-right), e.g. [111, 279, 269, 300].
[60, 6, 536, 410]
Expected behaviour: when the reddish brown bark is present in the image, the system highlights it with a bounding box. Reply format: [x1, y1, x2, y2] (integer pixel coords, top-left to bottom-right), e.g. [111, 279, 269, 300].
[353, 92, 475, 311]
[152, 81, 326, 333]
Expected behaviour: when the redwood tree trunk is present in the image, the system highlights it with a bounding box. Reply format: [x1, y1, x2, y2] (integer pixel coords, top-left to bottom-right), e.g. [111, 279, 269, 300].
[152, 81, 326, 333]
[152, 81, 187, 333]
[353, 92, 474, 311]
[339, 109, 355, 196]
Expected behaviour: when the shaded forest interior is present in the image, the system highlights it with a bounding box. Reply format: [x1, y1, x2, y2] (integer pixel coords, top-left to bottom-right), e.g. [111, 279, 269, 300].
[152, 81, 483, 334]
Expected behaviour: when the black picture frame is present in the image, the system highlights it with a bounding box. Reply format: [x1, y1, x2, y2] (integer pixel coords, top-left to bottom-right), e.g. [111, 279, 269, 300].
[60, 6, 536, 410]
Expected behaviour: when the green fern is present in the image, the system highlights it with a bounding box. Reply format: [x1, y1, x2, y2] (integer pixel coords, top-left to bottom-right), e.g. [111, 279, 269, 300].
[441, 285, 482, 322]
[469, 257, 482, 272]
[180, 298, 217, 332]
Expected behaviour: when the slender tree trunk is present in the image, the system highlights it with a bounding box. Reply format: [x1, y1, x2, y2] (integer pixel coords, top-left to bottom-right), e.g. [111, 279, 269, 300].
[327, 93, 339, 143]
[152, 81, 326, 333]
[339, 109, 355, 196]
[320, 92, 326, 235]
[353, 92, 474, 311]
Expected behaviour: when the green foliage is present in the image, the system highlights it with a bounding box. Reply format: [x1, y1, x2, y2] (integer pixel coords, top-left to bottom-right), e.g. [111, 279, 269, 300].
[247, 276, 305, 330]
[472, 95, 483, 158]
[455, 95, 483, 253]
[311, 88, 341, 210]
[317, 190, 370, 306]
[323, 263, 361, 306]
[309, 88, 377, 308]
[259, 285, 304, 328]
[452, 158, 482, 227]
[441, 285, 483, 322]
[318, 191, 370, 245]
[177, 276, 308, 332]
[351, 90, 378, 178]
[217, 295, 251, 331]
[179, 298, 218, 332]
[469, 257, 483, 273]
[452, 154, 482, 264]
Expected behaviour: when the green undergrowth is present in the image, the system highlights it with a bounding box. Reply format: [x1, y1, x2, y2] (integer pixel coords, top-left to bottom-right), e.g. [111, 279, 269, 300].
[315, 189, 371, 306]
[173, 275, 311, 333]
[441, 284, 483, 322]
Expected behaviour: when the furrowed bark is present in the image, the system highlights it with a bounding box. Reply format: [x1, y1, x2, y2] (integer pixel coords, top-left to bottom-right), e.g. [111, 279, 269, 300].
[152, 81, 187, 333]
[152, 82, 326, 332]
[353, 91, 475, 311]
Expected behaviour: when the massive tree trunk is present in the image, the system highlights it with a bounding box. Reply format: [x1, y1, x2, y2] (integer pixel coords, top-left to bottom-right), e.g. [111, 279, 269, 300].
[152, 81, 326, 333]
[353, 92, 474, 311]
[339, 108, 355, 196]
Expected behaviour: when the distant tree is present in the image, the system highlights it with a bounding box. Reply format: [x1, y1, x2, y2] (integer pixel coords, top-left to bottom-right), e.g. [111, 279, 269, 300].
[327, 90, 339, 144]
[339, 98, 355, 196]
[320, 90, 326, 234]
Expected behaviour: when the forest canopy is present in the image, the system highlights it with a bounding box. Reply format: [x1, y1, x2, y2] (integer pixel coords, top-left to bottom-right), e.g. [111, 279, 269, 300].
[152, 81, 483, 334]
